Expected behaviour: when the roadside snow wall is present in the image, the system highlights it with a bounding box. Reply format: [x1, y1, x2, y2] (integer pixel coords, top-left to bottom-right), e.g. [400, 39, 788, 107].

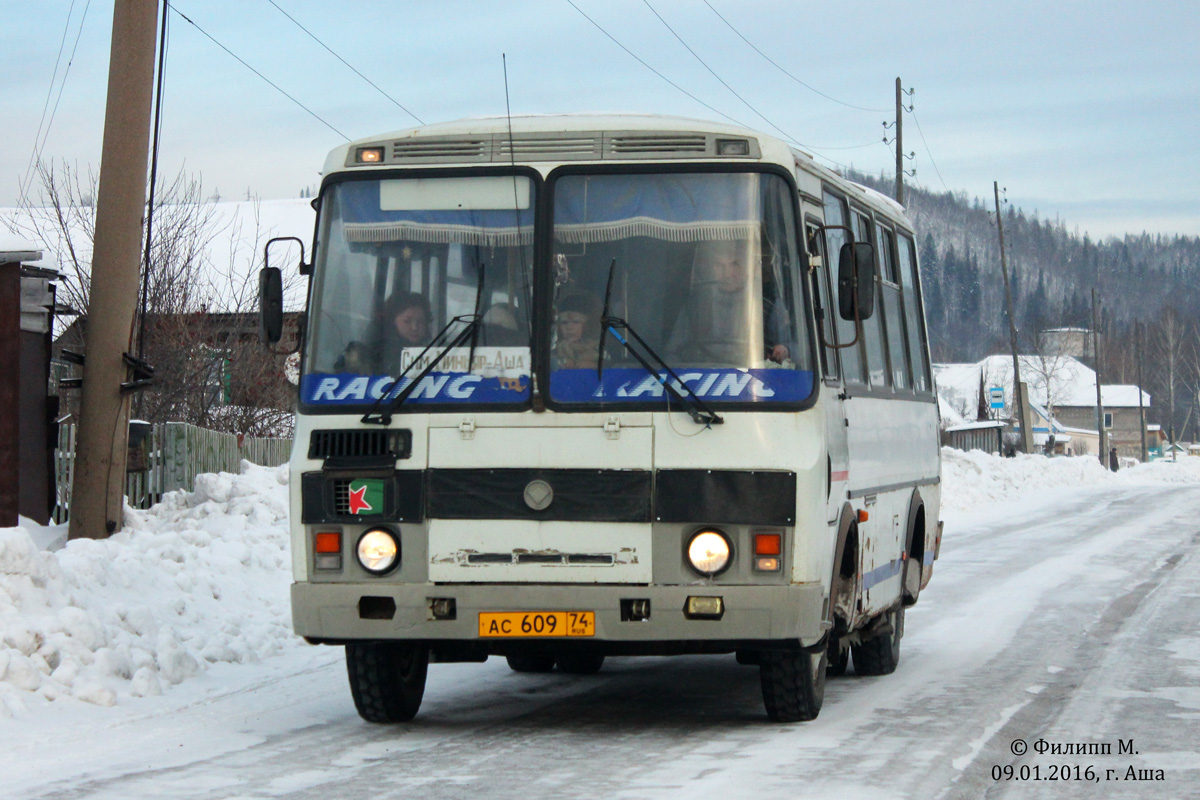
[0, 464, 292, 715]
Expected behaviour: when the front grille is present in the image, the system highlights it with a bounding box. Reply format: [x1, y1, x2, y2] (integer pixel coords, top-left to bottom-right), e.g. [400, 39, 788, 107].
[516, 554, 565, 564]
[466, 552, 616, 566]
[308, 429, 411, 460]
[467, 553, 514, 564]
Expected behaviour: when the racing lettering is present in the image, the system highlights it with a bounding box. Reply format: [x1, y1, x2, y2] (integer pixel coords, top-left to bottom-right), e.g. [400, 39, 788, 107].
[311, 377, 340, 401]
[447, 375, 482, 399]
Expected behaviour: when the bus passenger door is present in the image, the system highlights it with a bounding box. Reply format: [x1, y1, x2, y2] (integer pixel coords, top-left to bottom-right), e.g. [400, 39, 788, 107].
[806, 217, 849, 523]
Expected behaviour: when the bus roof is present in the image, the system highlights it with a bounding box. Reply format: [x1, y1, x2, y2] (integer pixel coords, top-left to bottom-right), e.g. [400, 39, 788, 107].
[323, 113, 912, 227]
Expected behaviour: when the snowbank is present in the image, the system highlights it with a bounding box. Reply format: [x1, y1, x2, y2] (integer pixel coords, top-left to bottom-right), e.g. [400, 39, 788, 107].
[940, 447, 1200, 512]
[0, 463, 293, 716]
[2, 448, 1199, 714]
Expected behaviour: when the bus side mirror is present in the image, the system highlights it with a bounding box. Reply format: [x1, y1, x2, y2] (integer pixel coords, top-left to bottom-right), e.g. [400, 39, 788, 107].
[258, 266, 284, 344]
[837, 242, 876, 321]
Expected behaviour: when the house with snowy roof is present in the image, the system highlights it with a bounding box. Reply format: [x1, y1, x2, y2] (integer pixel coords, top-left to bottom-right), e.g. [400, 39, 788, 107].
[934, 354, 1151, 458]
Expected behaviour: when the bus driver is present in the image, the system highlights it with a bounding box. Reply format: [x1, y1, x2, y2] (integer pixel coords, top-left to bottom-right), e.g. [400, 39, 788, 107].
[681, 239, 794, 366]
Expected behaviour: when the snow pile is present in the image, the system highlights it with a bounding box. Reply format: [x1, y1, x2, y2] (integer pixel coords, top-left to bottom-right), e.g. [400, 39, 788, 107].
[0, 463, 293, 715]
[941, 447, 1200, 512]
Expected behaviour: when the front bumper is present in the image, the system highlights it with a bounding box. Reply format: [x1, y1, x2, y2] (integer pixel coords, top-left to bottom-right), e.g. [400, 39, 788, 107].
[292, 581, 826, 649]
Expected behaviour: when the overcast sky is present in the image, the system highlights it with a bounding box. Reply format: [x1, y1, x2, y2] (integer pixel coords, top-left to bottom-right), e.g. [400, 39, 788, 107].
[3, 0, 1198, 239]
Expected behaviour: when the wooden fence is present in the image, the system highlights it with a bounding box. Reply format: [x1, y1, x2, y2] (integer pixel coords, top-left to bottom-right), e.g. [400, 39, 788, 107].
[53, 422, 292, 523]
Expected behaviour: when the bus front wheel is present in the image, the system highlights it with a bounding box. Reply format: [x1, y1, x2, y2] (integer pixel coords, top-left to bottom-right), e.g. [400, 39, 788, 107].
[759, 646, 826, 722]
[346, 642, 429, 723]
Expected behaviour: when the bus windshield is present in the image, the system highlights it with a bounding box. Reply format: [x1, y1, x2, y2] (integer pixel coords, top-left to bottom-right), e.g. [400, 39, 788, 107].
[302, 174, 535, 408]
[548, 171, 813, 407]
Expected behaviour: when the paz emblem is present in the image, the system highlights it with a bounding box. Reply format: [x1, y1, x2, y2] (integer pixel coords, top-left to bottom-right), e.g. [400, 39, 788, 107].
[523, 479, 554, 511]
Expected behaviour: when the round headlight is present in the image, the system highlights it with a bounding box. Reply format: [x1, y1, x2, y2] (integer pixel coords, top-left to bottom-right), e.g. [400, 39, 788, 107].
[687, 529, 732, 576]
[356, 528, 399, 574]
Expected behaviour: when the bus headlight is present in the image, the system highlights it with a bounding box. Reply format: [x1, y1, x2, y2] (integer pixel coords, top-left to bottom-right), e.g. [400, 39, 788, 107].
[356, 528, 400, 574]
[687, 529, 732, 576]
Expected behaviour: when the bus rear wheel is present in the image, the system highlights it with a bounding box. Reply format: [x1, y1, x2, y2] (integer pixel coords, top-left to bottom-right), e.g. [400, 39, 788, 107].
[851, 606, 903, 676]
[759, 646, 826, 722]
[346, 642, 429, 723]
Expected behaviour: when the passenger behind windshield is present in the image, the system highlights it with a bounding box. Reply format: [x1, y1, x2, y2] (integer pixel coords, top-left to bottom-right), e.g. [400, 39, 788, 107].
[673, 239, 796, 366]
[553, 292, 603, 369]
[334, 291, 432, 374]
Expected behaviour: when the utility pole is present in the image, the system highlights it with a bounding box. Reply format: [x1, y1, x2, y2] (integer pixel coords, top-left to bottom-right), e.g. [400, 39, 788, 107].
[895, 77, 904, 206]
[69, 0, 160, 540]
[994, 181, 1029, 453]
[1091, 288, 1107, 468]
[1136, 320, 1148, 462]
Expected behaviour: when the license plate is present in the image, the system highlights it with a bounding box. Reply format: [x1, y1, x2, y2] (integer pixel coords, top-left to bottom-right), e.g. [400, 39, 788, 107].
[478, 611, 595, 638]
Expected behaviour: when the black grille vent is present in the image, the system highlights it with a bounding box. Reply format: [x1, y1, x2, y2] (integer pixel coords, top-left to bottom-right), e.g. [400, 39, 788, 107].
[308, 429, 412, 460]
[333, 479, 351, 515]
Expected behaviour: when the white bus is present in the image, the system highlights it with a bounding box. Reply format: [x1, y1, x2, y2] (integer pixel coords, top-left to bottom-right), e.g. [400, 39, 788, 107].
[259, 114, 942, 723]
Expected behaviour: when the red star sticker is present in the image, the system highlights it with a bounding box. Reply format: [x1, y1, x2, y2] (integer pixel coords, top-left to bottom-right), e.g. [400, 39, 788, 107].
[348, 484, 373, 514]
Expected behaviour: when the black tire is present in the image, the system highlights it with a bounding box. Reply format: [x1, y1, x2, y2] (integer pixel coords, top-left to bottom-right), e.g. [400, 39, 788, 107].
[555, 653, 605, 674]
[759, 646, 827, 722]
[345, 642, 429, 723]
[506, 653, 556, 673]
[826, 634, 849, 676]
[902, 553, 922, 606]
[851, 606, 904, 676]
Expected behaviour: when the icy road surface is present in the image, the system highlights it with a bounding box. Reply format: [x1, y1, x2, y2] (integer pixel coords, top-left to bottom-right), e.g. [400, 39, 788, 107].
[5, 484, 1200, 799]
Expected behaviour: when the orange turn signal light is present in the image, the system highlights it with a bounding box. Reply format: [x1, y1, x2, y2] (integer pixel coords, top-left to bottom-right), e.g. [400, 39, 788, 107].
[857, 509, 869, 523]
[754, 533, 782, 556]
[315, 531, 342, 553]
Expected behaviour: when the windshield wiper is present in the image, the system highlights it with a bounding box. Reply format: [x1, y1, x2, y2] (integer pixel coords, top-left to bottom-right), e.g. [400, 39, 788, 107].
[362, 262, 486, 425]
[595, 258, 722, 427]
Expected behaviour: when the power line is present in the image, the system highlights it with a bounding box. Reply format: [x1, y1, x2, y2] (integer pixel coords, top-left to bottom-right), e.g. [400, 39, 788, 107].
[700, 0, 889, 114]
[21, 0, 94, 200]
[909, 107, 949, 191]
[565, 0, 876, 174]
[264, 0, 423, 125]
[170, 6, 349, 141]
[21, 1, 76, 197]
[562, 0, 749, 129]
[641, 0, 805, 148]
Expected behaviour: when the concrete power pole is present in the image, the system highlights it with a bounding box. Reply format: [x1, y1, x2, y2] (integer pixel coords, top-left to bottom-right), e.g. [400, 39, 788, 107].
[1091, 289, 1108, 468]
[68, 0, 160, 540]
[994, 182, 1029, 453]
[1136, 320, 1148, 462]
[894, 77, 904, 206]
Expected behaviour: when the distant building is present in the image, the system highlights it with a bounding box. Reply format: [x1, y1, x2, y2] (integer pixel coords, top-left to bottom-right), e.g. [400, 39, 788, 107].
[934, 354, 1151, 458]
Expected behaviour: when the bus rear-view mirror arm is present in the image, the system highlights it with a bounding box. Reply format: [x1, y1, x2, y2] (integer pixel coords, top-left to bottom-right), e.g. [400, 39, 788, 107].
[259, 236, 309, 345]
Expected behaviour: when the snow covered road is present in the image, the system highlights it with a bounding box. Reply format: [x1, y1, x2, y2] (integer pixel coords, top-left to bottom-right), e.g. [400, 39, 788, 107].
[4, 476, 1199, 799]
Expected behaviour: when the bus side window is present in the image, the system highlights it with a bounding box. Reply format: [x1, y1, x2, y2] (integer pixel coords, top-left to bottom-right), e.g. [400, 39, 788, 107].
[898, 233, 931, 391]
[854, 210, 889, 389]
[822, 190, 864, 384]
[806, 220, 839, 380]
[876, 225, 910, 390]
